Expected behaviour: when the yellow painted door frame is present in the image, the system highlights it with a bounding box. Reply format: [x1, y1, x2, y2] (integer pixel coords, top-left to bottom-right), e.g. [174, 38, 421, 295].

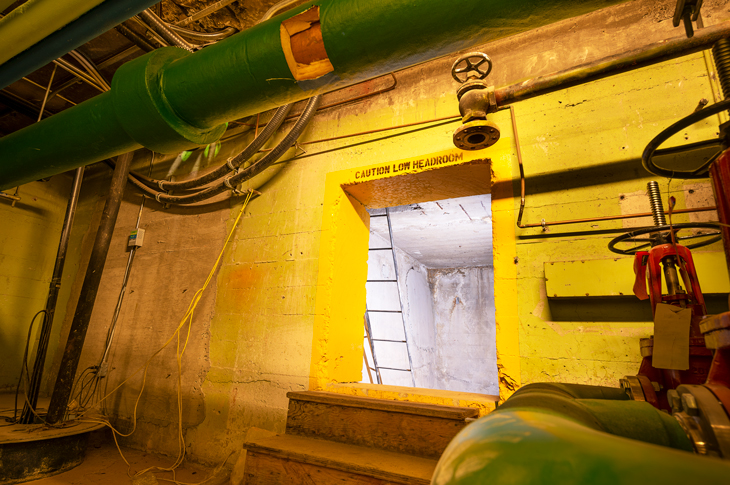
[310, 147, 521, 402]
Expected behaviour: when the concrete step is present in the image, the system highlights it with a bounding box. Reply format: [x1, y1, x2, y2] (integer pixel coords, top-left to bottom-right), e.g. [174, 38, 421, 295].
[243, 433, 437, 485]
[285, 391, 477, 459]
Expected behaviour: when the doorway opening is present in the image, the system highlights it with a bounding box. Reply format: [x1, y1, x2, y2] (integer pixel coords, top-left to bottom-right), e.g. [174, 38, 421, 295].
[361, 194, 498, 396]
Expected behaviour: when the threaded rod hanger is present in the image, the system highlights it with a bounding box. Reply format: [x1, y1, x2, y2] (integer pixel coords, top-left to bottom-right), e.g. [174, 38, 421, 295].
[713, 38, 730, 115]
[647, 181, 667, 227]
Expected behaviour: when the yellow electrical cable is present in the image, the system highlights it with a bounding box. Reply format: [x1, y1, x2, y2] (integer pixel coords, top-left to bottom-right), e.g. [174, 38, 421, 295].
[81, 192, 253, 482]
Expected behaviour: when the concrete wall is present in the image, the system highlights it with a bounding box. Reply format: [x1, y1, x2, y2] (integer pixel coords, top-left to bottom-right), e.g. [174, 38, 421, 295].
[0, 173, 99, 393]
[31, 0, 730, 467]
[429, 267, 498, 395]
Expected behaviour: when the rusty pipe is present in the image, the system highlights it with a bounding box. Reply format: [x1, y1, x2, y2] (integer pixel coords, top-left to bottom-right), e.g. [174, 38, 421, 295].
[495, 20, 730, 107]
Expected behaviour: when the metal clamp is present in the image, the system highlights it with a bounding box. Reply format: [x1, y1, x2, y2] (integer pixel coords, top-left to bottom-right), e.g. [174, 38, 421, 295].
[674, 384, 730, 458]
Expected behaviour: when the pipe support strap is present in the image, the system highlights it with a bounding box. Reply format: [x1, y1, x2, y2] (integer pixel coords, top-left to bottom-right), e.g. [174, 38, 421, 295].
[112, 48, 227, 154]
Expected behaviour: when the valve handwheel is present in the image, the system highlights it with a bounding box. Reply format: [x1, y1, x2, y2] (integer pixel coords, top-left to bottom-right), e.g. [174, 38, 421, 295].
[608, 222, 722, 255]
[643, 98, 730, 179]
[451, 52, 493, 83]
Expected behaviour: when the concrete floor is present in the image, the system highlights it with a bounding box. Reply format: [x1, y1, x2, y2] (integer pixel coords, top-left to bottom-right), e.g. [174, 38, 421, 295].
[1, 395, 226, 485]
[28, 435, 223, 484]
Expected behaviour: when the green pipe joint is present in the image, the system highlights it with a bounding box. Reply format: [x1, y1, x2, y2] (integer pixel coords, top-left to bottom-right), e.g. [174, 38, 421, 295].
[432, 383, 730, 484]
[112, 48, 227, 154]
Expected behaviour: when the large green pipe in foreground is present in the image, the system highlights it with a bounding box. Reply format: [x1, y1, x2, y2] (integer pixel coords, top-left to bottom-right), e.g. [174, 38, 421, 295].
[432, 383, 730, 485]
[0, 0, 628, 190]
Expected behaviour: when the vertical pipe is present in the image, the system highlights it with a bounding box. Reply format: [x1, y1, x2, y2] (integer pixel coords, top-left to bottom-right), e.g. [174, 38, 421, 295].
[711, 38, 730, 282]
[19, 167, 84, 424]
[647, 181, 667, 227]
[46, 152, 133, 424]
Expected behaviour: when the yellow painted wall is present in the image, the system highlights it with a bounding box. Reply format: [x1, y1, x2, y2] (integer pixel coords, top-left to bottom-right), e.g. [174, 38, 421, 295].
[511, 53, 726, 386]
[0, 174, 100, 392]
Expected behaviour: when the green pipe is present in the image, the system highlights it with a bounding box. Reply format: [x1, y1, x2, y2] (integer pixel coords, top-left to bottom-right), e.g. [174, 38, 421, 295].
[0, 0, 628, 190]
[432, 410, 730, 485]
[0, 0, 106, 66]
[432, 384, 730, 485]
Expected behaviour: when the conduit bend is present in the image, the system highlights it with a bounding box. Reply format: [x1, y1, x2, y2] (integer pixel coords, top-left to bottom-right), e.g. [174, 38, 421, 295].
[432, 383, 730, 485]
[132, 102, 294, 191]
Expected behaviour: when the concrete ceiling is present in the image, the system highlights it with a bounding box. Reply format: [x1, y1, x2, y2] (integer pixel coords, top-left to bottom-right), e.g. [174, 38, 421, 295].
[369, 194, 492, 269]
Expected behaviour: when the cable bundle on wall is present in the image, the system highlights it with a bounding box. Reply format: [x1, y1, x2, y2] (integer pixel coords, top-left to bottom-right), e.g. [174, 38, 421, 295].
[117, 95, 321, 206]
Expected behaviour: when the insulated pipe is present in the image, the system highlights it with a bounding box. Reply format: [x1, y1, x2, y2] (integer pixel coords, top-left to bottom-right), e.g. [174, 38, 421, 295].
[432, 383, 730, 484]
[0, 0, 106, 67]
[0, 0, 161, 91]
[433, 410, 730, 484]
[46, 152, 133, 424]
[0, 0, 629, 190]
[18, 167, 84, 424]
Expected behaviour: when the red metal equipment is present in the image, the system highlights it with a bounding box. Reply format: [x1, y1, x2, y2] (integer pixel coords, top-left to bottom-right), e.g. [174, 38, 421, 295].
[630, 241, 714, 411]
[609, 179, 720, 411]
[634, 141, 730, 457]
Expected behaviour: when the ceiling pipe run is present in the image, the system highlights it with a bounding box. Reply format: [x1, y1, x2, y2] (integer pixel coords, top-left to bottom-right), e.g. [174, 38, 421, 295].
[0, 0, 106, 67]
[0, 0, 162, 91]
[0, 0, 629, 191]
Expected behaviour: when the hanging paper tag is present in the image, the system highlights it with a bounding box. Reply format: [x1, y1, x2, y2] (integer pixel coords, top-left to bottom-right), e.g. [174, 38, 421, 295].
[652, 303, 691, 370]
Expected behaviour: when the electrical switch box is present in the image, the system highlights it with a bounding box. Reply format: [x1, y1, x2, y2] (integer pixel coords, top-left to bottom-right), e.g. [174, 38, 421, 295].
[128, 228, 145, 248]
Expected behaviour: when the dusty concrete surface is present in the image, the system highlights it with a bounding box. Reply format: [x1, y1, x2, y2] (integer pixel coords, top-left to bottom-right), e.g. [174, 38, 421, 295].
[370, 196, 493, 268]
[397, 248, 437, 390]
[26, 431, 223, 485]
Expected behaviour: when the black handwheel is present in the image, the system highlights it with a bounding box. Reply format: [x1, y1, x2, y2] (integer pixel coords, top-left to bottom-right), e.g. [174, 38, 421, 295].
[643, 98, 730, 179]
[451, 52, 492, 83]
[608, 222, 722, 255]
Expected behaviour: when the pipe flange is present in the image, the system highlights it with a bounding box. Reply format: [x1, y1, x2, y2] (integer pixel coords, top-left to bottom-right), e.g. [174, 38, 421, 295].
[111, 48, 227, 154]
[456, 79, 489, 100]
[700, 312, 730, 349]
[674, 411, 711, 455]
[453, 120, 500, 150]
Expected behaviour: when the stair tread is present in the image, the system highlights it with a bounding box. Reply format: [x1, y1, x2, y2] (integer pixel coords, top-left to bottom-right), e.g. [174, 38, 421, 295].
[286, 391, 478, 420]
[244, 434, 437, 483]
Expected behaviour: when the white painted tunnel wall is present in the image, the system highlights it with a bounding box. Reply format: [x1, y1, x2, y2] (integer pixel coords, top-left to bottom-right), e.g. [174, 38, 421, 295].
[430, 267, 498, 395]
[362, 195, 498, 395]
[395, 247, 437, 389]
